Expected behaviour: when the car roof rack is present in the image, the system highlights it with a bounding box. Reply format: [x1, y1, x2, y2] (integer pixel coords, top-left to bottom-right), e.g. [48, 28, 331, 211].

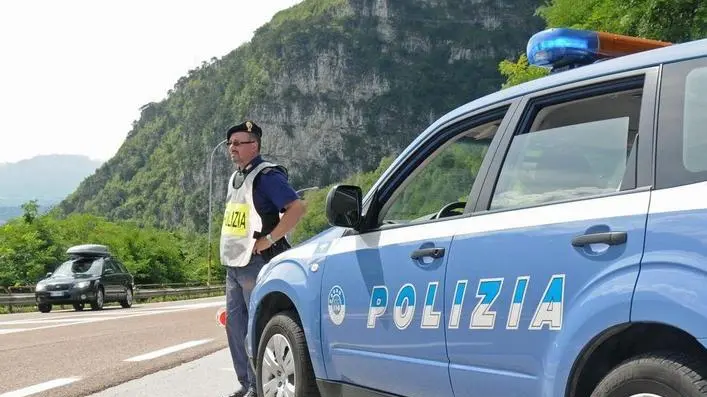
[66, 244, 111, 257]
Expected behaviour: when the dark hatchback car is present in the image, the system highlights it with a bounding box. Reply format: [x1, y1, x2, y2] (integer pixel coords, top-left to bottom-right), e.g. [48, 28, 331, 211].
[35, 244, 135, 313]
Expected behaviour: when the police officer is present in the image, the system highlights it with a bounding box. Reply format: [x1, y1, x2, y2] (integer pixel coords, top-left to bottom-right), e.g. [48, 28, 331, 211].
[220, 120, 305, 397]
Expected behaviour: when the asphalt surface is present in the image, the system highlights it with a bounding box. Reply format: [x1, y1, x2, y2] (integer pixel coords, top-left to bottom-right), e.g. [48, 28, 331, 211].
[0, 296, 232, 397]
[87, 348, 238, 397]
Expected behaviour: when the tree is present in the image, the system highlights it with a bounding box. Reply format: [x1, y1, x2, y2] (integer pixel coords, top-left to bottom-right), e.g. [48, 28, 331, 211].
[498, 0, 707, 89]
[498, 54, 549, 89]
[21, 200, 39, 224]
[537, 0, 707, 43]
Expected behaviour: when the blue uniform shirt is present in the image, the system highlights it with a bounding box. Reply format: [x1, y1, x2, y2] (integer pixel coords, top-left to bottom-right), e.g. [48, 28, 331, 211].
[246, 155, 299, 215]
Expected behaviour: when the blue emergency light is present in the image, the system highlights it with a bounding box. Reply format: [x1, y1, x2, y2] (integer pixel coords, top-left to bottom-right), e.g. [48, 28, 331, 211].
[527, 28, 672, 72]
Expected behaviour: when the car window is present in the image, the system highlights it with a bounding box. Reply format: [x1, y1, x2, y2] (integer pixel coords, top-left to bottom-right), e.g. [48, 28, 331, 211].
[114, 261, 128, 274]
[54, 257, 103, 276]
[490, 85, 643, 211]
[103, 260, 120, 274]
[682, 68, 707, 172]
[380, 117, 503, 225]
[655, 57, 707, 189]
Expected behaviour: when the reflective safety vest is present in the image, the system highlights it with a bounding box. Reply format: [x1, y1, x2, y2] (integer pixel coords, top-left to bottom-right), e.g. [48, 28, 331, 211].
[219, 161, 279, 268]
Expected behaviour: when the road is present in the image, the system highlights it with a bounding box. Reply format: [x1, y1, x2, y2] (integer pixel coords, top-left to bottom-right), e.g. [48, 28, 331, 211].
[87, 348, 238, 397]
[0, 296, 233, 397]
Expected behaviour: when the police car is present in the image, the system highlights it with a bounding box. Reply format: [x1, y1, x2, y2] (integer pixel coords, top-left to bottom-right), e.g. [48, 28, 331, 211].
[246, 27, 707, 397]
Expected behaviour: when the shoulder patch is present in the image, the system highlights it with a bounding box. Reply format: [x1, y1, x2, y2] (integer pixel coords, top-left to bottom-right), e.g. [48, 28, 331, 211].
[260, 165, 288, 178]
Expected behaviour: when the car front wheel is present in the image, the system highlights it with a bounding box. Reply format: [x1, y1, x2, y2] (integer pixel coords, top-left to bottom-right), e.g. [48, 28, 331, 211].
[91, 287, 104, 310]
[590, 351, 707, 397]
[256, 311, 319, 397]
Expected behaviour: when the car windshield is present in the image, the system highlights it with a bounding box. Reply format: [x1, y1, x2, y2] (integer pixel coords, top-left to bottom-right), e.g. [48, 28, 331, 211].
[53, 257, 103, 276]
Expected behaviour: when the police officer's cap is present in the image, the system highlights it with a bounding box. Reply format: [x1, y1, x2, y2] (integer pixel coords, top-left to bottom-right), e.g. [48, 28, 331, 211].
[226, 120, 262, 141]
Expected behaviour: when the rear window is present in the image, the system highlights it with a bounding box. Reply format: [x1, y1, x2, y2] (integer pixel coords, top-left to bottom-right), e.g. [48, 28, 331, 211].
[682, 67, 707, 172]
[655, 56, 707, 189]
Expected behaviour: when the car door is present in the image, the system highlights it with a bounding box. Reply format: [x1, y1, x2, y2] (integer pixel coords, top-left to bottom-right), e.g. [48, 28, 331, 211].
[319, 104, 518, 397]
[634, 56, 707, 334]
[444, 68, 659, 396]
[111, 259, 128, 298]
[114, 260, 134, 297]
[101, 259, 121, 299]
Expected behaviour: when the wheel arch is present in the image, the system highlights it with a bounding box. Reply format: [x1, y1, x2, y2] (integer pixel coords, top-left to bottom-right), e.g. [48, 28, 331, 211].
[565, 322, 707, 397]
[250, 280, 325, 380]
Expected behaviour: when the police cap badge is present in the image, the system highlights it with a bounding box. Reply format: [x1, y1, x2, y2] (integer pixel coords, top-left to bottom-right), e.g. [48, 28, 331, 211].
[226, 120, 262, 141]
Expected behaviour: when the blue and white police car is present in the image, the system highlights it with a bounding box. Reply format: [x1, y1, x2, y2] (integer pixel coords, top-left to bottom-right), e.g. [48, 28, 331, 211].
[246, 28, 707, 397]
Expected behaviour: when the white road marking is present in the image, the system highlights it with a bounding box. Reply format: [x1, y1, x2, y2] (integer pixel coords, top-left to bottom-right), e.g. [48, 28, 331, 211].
[157, 301, 227, 310]
[0, 318, 106, 325]
[124, 339, 214, 362]
[0, 329, 28, 335]
[0, 377, 81, 397]
[0, 300, 224, 336]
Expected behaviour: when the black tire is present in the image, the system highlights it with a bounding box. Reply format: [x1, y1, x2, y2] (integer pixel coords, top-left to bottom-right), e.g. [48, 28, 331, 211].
[256, 311, 319, 397]
[590, 351, 707, 397]
[38, 303, 51, 313]
[91, 287, 104, 310]
[119, 287, 133, 308]
[73, 303, 85, 311]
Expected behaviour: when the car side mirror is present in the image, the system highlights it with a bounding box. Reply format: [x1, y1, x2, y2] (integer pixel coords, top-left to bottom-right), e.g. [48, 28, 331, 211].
[326, 184, 363, 229]
[104, 268, 114, 275]
[45, 272, 52, 278]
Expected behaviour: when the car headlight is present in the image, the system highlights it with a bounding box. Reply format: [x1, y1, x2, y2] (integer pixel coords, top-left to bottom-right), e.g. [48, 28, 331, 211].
[74, 281, 91, 289]
[35, 283, 46, 292]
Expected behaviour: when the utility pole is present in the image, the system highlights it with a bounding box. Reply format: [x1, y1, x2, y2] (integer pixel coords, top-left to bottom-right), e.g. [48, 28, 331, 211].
[207, 139, 227, 286]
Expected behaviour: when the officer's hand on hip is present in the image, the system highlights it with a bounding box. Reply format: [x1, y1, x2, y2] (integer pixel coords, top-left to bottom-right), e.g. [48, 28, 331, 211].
[253, 237, 273, 255]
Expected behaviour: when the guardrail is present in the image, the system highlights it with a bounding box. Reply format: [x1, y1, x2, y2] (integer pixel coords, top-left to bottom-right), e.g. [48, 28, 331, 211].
[0, 283, 225, 313]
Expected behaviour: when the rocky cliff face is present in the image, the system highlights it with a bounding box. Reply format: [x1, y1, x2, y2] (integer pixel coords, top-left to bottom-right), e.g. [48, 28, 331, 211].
[57, 0, 544, 232]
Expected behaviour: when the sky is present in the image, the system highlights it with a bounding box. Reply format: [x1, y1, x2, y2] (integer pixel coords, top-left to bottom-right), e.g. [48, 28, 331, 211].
[0, 0, 303, 164]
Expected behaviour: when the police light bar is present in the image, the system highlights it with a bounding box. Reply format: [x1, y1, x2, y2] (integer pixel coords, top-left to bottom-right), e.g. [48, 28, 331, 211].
[527, 28, 672, 71]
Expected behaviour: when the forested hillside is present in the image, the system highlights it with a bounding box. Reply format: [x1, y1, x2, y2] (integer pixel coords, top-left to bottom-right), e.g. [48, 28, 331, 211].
[56, 0, 546, 232]
[2, 0, 704, 287]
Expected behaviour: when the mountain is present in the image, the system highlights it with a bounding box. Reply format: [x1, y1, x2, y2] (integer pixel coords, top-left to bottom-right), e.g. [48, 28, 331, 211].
[0, 207, 23, 225]
[57, 0, 545, 232]
[0, 154, 102, 223]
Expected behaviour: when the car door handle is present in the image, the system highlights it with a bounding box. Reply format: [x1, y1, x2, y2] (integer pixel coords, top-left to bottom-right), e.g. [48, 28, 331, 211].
[571, 231, 627, 247]
[410, 247, 445, 259]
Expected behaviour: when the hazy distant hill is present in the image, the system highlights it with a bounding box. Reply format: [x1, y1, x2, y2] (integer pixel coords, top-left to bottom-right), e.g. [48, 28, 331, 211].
[0, 154, 102, 223]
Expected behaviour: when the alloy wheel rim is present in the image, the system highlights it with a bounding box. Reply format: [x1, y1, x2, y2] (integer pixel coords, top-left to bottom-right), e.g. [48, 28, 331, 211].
[261, 333, 296, 397]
